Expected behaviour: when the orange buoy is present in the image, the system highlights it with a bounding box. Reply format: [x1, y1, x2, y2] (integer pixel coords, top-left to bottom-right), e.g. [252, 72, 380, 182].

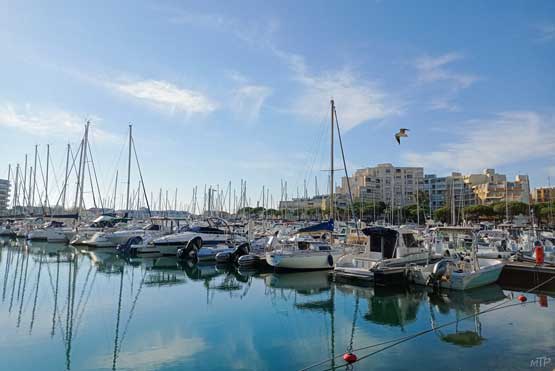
[534, 242, 544, 265]
[518, 295, 527, 302]
[343, 353, 357, 363]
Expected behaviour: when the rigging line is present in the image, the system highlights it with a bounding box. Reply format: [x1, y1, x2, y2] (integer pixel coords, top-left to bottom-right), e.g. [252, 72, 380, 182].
[131, 137, 152, 218]
[333, 106, 357, 225]
[49, 147, 63, 197]
[300, 275, 555, 371]
[86, 160, 98, 209]
[52, 142, 82, 210]
[88, 143, 105, 210]
[103, 138, 126, 203]
[302, 116, 329, 196]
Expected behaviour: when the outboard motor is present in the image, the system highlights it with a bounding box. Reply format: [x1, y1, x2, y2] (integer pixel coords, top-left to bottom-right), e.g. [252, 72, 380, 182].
[116, 236, 143, 256]
[177, 239, 201, 261]
[215, 243, 250, 264]
[426, 259, 451, 286]
[231, 242, 250, 264]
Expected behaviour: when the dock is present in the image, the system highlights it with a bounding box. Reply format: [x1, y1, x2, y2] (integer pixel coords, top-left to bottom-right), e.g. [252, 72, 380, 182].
[498, 261, 555, 292]
[331, 260, 555, 292]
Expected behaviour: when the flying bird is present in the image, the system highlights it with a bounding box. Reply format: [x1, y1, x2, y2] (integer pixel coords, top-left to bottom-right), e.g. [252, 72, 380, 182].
[395, 128, 409, 144]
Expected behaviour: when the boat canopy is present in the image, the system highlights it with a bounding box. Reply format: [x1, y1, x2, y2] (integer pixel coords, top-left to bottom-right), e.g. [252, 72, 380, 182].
[297, 219, 334, 234]
[93, 215, 115, 223]
[362, 227, 398, 259]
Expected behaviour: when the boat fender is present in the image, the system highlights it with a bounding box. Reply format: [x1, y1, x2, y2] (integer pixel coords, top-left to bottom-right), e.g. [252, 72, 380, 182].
[517, 295, 527, 302]
[343, 353, 357, 363]
[534, 241, 544, 265]
[327, 254, 334, 266]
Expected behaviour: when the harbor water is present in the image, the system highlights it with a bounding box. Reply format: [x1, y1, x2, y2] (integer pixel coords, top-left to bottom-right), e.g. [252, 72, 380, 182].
[0, 238, 553, 371]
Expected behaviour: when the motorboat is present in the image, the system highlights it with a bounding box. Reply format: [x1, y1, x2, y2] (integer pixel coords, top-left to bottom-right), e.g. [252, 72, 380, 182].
[475, 230, 514, 259]
[82, 222, 166, 248]
[27, 221, 75, 243]
[69, 215, 119, 245]
[333, 226, 432, 281]
[146, 218, 246, 258]
[407, 237, 505, 290]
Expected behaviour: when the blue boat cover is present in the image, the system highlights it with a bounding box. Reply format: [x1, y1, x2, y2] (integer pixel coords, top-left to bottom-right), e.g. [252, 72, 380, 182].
[297, 219, 334, 234]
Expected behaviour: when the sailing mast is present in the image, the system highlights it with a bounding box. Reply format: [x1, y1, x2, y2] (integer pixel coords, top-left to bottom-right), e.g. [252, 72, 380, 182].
[125, 124, 132, 216]
[45, 144, 50, 212]
[60, 144, 70, 210]
[330, 99, 335, 222]
[78, 122, 90, 218]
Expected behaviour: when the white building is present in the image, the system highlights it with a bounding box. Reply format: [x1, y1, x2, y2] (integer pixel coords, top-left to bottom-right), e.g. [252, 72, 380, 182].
[0, 179, 10, 212]
[337, 163, 424, 208]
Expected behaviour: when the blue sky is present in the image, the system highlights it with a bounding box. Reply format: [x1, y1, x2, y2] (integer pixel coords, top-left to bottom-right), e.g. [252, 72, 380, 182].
[1, 0, 554, 210]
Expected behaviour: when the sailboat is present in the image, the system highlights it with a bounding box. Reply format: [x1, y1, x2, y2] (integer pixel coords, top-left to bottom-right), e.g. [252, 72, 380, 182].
[265, 100, 356, 270]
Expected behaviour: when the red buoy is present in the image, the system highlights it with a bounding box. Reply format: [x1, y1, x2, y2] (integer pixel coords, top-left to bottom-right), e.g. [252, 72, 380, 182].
[343, 353, 357, 363]
[518, 295, 527, 302]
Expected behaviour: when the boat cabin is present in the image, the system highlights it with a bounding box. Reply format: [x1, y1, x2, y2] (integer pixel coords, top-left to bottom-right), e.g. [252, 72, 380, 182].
[361, 227, 424, 260]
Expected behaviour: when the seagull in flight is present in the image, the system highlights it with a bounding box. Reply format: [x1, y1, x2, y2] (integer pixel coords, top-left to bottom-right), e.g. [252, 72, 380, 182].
[395, 128, 409, 144]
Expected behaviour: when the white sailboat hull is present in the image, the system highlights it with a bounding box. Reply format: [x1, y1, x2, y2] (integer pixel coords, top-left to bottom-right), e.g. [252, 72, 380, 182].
[266, 250, 342, 270]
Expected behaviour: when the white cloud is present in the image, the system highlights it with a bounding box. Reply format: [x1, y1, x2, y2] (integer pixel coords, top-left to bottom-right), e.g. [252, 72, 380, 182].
[404, 111, 555, 173]
[537, 23, 555, 42]
[0, 102, 115, 142]
[231, 85, 272, 122]
[413, 52, 479, 112]
[414, 52, 479, 89]
[167, 8, 279, 47]
[111, 79, 217, 115]
[275, 49, 400, 131]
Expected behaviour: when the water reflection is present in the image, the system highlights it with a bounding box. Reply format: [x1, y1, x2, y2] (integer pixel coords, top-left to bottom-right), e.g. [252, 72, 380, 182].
[0, 238, 552, 371]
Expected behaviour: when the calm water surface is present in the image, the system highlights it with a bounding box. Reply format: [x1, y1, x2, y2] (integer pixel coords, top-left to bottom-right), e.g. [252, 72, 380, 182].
[0, 238, 553, 371]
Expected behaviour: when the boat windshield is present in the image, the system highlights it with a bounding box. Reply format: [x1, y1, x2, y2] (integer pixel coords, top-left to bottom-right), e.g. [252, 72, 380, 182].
[402, 233, 419, 248]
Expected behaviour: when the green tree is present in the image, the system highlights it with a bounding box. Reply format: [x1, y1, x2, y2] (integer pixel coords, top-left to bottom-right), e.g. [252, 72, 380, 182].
[434, 207, 450, 224]
[463, 205, 495, 222]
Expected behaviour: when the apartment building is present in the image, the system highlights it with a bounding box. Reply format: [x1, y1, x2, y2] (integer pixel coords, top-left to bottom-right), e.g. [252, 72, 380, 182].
[337, 163, 424, 208]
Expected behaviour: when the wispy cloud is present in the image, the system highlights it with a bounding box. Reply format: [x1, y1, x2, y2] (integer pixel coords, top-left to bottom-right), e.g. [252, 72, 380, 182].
[414, 52, 478, 88]
[404, 111, 555, 173]
[0, 102, 116, 142]
[167, 8, 279, 47]
[110, 79, 217, 115]
[536, 23, 555, 42]
[275, 49, 400, 131]
[231, 84, 272, 122]
[414, 52, 479, 111]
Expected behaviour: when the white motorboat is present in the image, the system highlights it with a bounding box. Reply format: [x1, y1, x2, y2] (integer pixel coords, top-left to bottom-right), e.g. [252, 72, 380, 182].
[475, 230, 514, 259]
[70, 215, 118, 245]
[265, 219, 348, 271]
[150, 218, 246, 257]
[334, 226, 432, 280]
[408, 256, 504, 290]
[83, 223, 165, 248]
[27, 221, 75, 242]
